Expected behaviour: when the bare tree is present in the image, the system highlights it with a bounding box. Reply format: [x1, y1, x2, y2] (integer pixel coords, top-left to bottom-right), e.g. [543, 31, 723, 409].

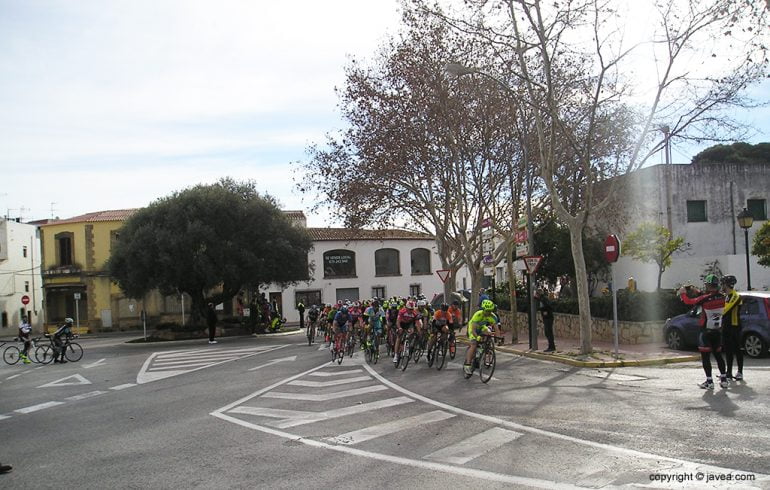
[427, 0, 768, 353]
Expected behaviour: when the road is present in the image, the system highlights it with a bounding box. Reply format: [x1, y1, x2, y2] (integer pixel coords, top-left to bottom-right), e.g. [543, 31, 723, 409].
[1, 332, 769, 489]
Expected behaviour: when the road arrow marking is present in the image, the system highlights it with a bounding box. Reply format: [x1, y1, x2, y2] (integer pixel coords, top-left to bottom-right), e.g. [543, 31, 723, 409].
[248, 356, 297, 371]
[84, 358, 106, 369]
[37, 374, 92, 388]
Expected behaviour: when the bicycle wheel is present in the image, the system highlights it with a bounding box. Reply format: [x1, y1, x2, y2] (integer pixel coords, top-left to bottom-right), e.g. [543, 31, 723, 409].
[436, 337, 447, 371]
[337, 346, 344, 365]
[65, 342, 84, 362]
[449, 333, 456, 360]
[400, 338, 411, 371]
[365, 340, 372, 363]
[3, 345, 21, 365]
[479, 343, 496, 383]
[427, 338, 436, 368]
[35, 345, 54, 364]
[372, 338, 379, 365]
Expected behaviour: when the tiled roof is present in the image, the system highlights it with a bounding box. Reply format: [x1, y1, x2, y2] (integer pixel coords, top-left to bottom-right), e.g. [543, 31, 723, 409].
[283, 210, 307, 221]
[306, 228, 434, 241]
[43, 209, 138, 226]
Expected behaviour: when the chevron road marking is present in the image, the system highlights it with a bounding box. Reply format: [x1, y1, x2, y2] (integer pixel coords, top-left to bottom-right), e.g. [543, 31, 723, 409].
[328, 409, 455, 445]
[309, 369, 363, 377]
[287, 375, 372, 388]
[248, 356, 297, 371]
[424, 427, 523, 465]
[261, 384, 387, 402]
[270, 396, 414, 429]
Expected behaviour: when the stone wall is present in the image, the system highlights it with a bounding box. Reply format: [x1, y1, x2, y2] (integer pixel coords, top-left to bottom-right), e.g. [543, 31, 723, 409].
[497, 311, 664, 345]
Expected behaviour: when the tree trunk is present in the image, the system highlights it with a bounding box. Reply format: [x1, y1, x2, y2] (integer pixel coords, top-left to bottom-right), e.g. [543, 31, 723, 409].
[657, 267, 664, 290]
[568, 228, 592, 354]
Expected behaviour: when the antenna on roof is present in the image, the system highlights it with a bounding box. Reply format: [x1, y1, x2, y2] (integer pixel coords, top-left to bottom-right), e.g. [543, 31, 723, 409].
[50, 202, 57, 220]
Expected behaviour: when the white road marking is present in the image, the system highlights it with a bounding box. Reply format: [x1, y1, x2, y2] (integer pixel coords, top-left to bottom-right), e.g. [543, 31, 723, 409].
[248, 356, 297, 371]
[262, 384, 388, 402]
[154, 353, 264, 364]
[136, 344, 288, 384]
[84, 358, 106, 369]
[272, 396, 414, 429]
[109, 383, 136, 391]
[309, 369, 363, 377]
[317, 345, 328, 351]
[5, 372, 29, 380]
[287, 375, 372, 388]
[230, 406, 317, 419]
[148, 362, 223, 371]
[0, 414, 11, 421]
[37, 374, 92, 388]
[66, 390, 107, 401]
[15, 401, 65, 414]
[424, 427, 523, 465]
[329, 410, 455, 445]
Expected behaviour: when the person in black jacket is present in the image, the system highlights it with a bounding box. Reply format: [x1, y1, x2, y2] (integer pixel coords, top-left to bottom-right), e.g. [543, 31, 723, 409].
[206, 303, 218, 344]
[535, 289, 556, 352]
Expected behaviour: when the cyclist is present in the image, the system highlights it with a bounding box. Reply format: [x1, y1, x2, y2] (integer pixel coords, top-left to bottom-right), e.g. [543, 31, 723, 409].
[426, 303, 452, 356]
[307, 305, 320, 341]
[325, 303, 339, 344]
[18, 316, 32, 364]
[364, 300, 385, 351]
[52, 317, 75, 364]
[464, 299, 498, 376]
[678, 274, 728, 389]
[331, 306, 352, 354]
[721, 275, 744, 381]
[393, 300, 422, 364]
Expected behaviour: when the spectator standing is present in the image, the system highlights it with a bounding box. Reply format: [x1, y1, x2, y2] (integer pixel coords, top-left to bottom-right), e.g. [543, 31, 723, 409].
[296, 302, 306, 331]
[721, 275, 744, 381]
[206, 303, 218, 344]
[478, 288, 490, 308]
[535, 289, 556, 352]
[18, 316, 32, 364]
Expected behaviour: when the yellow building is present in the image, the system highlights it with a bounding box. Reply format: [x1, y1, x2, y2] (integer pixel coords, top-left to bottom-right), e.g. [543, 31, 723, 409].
[40, 210, 140, 332]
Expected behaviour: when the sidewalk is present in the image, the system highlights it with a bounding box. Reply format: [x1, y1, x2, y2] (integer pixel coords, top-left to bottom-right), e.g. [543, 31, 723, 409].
[457, 327, 699, 368]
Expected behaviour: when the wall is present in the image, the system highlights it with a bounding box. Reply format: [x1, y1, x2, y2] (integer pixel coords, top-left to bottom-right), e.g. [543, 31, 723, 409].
[0, 219, 43, 331]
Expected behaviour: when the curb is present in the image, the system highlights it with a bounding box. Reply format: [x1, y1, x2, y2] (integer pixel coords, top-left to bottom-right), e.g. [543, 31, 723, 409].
[455, 336, 699, 368]
[254, 329, 304, 338]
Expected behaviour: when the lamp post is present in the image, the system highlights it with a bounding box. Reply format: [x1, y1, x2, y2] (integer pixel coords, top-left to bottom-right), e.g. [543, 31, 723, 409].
[444, 61, 538, 349]
[737, 207, 754, 290]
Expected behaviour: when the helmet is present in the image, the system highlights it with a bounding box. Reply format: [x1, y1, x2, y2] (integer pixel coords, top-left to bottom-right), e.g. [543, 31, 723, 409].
[65, 318, 74, 324]
[481, 299, 495, 312]
[353, 301, 360, 308]
[440, 303, 449, 311]
[451, 300, 460, 306]
[721, 275, 737, 288]
[339, 306, 348, 314]
[325, 303, 332, 308]
[704, 274, 719, 287]
[417, 299, 427, 308]
[406, 300, 417, 310]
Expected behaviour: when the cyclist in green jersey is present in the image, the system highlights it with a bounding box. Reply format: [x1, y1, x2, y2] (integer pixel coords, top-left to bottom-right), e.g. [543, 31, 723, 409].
[464, 299, 498, 376]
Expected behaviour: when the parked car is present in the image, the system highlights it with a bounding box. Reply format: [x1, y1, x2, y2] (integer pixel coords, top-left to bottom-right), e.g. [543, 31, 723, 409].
[663, 291, 770, 358]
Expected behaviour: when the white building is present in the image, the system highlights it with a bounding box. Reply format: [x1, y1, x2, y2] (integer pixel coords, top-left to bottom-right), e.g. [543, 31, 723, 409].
[261, 225, 446, 324]
[592, 162, 770, 291]
[0, 218, 43, 332]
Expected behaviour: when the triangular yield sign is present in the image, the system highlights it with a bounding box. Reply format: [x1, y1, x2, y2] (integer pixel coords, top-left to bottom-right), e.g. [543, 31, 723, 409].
[436, 269, 451, 283]
[523, 255, 543, 274]
[38, 374, 92, 388]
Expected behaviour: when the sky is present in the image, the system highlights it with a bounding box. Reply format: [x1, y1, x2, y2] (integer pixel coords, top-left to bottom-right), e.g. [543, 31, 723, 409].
[0, 0, 768, 226]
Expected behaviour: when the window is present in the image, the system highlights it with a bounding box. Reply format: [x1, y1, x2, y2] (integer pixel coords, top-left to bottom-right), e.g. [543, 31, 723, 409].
[336, 288, 360, 303]
[410, 248, 431, 275]
[372, 286, 386, 299]
[323, 249, 356, 278]
[56, 233, 73, 266]
[110, 230, 121, 251]
[409, 284, 421, 297]
[24, 281, 29, 292]
[295, 290, 322, 308]
[742, 298, 759, 317]
[747, 199, 767, 221]
[686, 200, 707, 223]
[22, 246, 27, 258]
[375, 248, 400, 276]
[1, 311, 7, 327]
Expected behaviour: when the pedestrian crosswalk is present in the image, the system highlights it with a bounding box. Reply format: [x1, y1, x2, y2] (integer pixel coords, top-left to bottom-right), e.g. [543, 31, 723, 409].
[137, 345, 287, 384]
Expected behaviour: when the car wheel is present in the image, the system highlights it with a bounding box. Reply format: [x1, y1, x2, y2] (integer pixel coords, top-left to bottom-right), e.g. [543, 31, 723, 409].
[666, 328, 683, 350]
[742, 333, 767, 359]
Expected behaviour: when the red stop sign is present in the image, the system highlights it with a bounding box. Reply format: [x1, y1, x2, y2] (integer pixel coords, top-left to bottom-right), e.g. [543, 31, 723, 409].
[604, 235, 621, 263]
[21, 295, 30, 305]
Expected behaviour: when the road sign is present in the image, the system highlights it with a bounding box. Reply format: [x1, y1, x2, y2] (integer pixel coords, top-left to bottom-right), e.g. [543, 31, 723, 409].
[604, 235, 621, 263]
[483, 266, 494, 277]
[482, 228, 493, 239]
[482, 241, 494, 253]
[522, 255, 544, 274]
[21, 295, 30, 305]
[436, 269, 451, 283]
[516, 241, 529, 258]
[483, 254, 494, 264]
[74, 292, 81, 300]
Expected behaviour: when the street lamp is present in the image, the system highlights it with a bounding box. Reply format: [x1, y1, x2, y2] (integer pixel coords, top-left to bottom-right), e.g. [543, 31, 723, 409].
[737, 207, 754, 290]
[444, 61, 538, 349]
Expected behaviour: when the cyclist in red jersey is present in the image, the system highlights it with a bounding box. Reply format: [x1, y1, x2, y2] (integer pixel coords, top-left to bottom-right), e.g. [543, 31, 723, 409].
[678, 274, 728, 389]
[393, 300, 422, 364]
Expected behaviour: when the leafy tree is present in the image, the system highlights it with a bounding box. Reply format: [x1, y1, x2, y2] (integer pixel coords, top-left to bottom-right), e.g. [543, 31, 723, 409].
[107, 179, 312, 324]
[623, 222, 688, 289]
[692, 142, 770, 165]
[752, 221, 770, 268]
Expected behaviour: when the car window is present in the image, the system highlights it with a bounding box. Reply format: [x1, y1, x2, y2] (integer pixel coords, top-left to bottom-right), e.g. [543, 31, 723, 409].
[742, 298, 759, 316]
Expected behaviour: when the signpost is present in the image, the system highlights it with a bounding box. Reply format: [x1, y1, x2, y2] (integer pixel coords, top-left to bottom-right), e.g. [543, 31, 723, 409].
[604, 235, 621, 357]
[21, 295, 30, 305]
[74, 292, 81, 335]
[436, 269, 451, 283]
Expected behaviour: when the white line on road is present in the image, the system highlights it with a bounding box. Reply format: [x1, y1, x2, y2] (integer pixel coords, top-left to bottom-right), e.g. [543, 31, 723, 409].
[424, 427, 523, 465]
[153, 354, 260, 365]
[329, 410, 455, 445]
[287, 375, 372, 388]
[148, 362, 223, 371]
[261, 384, 388, 402]
[317, 345, 328, 351]
[230, 406, 317, 419]
[15, 401, 65, 414]
[0, 414, 11, 421]
[109, 383, 136, 391]
[248, 356, 297, 371]
[66, 391, 107, 401]
[84, 358, 106, 369]
[5, 372, 30, 380]
[309, 369, 363, 377]
[37, 374, 92, 388]
[273, 396, 414, 429]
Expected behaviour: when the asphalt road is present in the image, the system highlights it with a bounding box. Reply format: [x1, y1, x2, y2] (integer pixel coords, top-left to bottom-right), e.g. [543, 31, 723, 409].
[1, 332, 769, 489]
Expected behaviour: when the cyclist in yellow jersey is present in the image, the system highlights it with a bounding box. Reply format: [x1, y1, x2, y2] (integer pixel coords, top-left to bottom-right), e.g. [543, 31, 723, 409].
[464, 300, 498, 376]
